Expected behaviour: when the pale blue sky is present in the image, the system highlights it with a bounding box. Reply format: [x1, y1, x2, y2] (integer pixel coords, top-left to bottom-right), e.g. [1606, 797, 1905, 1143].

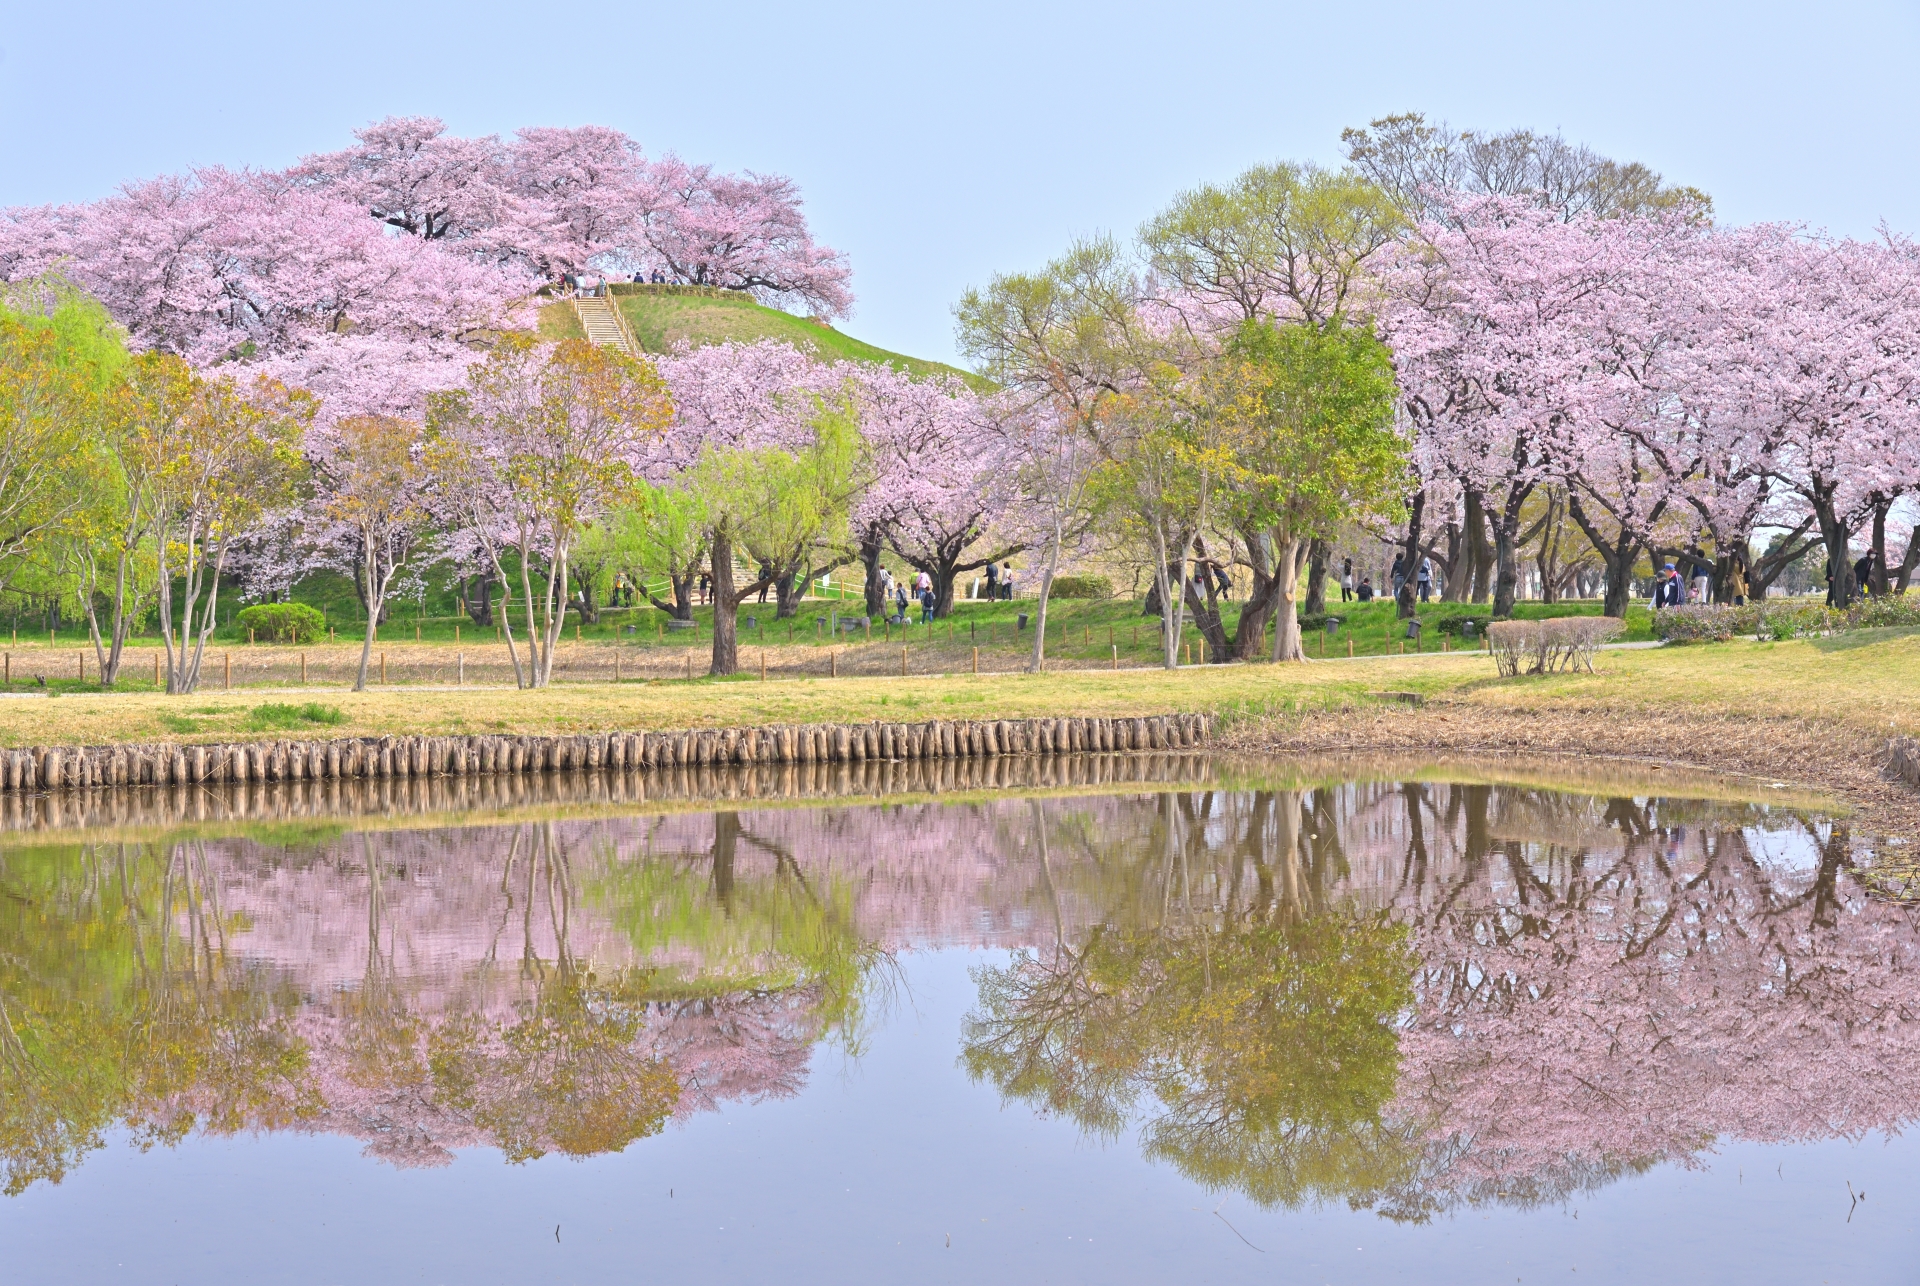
[4, 1, 1916, 365]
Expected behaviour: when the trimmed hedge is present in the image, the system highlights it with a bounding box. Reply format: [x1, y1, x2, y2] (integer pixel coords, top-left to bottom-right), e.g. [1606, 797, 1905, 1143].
[233, 602, 326, 644]
[1656, 594, 1920, 643]
[1049, 575, 1113, 600]
[1650, 605, 1737, 643]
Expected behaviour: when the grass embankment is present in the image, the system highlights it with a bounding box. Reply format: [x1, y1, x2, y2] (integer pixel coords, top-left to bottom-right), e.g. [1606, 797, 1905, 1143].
[6, 624, 1914, 748]
[6, 613, 1916, 860]
[536, 287, 984, 386]
[0, 596, 1656, 696]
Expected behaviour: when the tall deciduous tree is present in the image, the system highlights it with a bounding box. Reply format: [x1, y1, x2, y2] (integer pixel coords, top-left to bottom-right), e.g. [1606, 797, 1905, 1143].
[435, 337, 675, 688]
[321, 415, 434, 691]
[150, 375, 312, 693]
[688, 395, 866, 676]
[1227, 320, 1406, 662]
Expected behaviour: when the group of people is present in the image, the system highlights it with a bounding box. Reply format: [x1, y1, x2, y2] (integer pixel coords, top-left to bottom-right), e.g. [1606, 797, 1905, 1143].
[1333, 556, 1420, 604]
[555, 269, 675, 297]
[982, 562, 1017, 601]
[1652, 550, 1750, 608]
[879, 567, 939, 624]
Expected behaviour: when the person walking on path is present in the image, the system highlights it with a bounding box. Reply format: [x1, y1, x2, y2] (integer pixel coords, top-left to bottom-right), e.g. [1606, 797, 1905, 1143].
[1417, 557, 1433, 603]
[1390, 553, 1406, 600]
[984, 562, 999, 601]
[1341, 559, 1354, 602]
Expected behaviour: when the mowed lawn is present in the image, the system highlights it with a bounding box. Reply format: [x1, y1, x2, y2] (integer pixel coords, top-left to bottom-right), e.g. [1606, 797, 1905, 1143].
[2, 626, 1916, 750]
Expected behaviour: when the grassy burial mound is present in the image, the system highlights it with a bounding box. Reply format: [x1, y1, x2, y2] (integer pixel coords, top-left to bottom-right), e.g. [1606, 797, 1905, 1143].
[538, 284, 984, 385]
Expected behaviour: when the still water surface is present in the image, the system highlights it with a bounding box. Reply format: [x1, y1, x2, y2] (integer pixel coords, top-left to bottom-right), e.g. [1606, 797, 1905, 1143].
[2, 760, 1916, 1283]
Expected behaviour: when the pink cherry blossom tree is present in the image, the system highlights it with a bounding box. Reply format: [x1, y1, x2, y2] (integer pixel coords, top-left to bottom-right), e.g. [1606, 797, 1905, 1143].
[1383, 196, 1694, 617]
[852, 365, 1021, 620]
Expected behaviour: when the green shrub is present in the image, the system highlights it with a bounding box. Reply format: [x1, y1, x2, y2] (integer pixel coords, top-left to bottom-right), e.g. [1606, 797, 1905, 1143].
[233, 602, 325, 644]
[1651, 605, 1737, 643]
[1423, 605, 1493, 636]
[247, 701, 346, 731]
[1049, 575, 1113, 600]
[1847, 595, 1920, 630]
[1734, 602, 1831, 640]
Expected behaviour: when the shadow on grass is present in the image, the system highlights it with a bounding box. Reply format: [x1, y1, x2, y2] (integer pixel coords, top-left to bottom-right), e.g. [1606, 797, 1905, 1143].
[1806, 625, 1920, 654]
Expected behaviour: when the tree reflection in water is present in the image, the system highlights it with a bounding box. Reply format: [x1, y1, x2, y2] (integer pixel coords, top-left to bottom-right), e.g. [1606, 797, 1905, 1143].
[963, 797, 1421, 1209]
[959, 784, 1920, 1220]
[0, 813, 886, 1185]
[2, 775, 1915, 1215]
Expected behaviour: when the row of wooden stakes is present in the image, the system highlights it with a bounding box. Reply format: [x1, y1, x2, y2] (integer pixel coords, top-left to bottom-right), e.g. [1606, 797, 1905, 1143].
[0, 750, 1226, 835]
[0, 713, 1217, 793]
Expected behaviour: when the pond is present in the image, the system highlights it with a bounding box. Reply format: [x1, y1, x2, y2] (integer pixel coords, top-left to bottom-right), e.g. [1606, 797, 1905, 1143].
[2, 756, 1915, 1283]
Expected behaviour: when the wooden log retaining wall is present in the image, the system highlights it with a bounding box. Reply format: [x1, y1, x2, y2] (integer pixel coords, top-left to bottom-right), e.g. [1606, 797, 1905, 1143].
[0, 713, 1214, 796]
[0, 747, 1222, 836]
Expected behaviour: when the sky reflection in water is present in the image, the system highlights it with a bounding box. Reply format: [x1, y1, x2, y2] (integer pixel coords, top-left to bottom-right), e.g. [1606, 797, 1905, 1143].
[3, 767, 1917, 1283]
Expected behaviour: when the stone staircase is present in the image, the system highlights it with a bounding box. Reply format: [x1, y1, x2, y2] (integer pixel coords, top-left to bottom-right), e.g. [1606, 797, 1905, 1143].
[573, 295, 636, 356]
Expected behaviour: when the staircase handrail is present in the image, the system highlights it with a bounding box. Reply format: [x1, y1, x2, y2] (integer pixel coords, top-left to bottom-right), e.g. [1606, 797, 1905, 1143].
[608, 292, 642, 357]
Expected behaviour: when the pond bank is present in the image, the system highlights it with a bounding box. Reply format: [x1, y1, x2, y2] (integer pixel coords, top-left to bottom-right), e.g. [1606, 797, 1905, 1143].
[1223, 700, 1920, 886]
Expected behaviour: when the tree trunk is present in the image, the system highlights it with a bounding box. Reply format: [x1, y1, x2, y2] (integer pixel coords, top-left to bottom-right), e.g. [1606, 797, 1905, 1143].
[1490, 484, 1533, 619]
[1440, 518, 1467, 601]
[1534, 491, 1562, 605]
[355, 549, 381, 691]
[860, 525, 888, 620]
[1565, 491, 1640, 620]
[516, 547, 548, 688]
[776, 570, 804, 619]
[1895, 524, 1920, 594]
[1148, 525, 1195, 670]
[85, 547, 136, 686]
[1182, 578, 1231, 663]
[708, 528, 774, 676]
[709, 527, 740, 676]
[1807, 479, 1859, 608]
[535, 544, 571, 688]
[1303, 538, 1330, 615]
[1182, 537, 1231, 662]
[1869, 497, 1892, 597]
[1465, 487, 1492, 603]
[1270, 534, 1308, 663]
[462, 570, 495, 626]
[1228, 526, 1281, 660]
[644, 568, 696, 621]
[1027, 531, 1063, 673]
[1395, 490, 1426, 620]
[351, 545, 390, 627]
[576, 577, 600, 625]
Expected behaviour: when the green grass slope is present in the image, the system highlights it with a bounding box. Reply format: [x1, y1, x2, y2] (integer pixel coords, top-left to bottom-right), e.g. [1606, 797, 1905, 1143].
[538, 285, 986, 387]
